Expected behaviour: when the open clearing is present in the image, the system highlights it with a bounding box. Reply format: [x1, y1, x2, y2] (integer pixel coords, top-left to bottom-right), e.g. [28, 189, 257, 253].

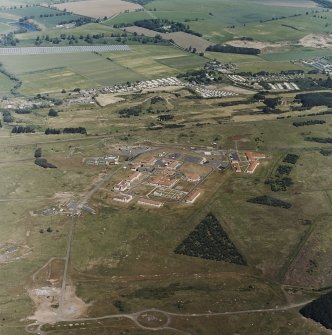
[95, 94, 125, 107]
[55, 0, 143, 19]
[299, 34, 332, 49]
[226, 39, 289, 52]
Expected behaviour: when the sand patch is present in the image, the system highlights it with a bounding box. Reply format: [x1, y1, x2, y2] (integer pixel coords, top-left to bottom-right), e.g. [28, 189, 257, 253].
[95, 94, 125, 107]
[226, 39, 288, 51]
[299, 33, 332, 49]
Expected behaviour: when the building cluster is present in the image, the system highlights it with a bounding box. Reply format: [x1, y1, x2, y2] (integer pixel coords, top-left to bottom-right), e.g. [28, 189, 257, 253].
[189, 85, 238, 98]
[78, 77, 184, 98]
[204, 60, 237, 73]
[85, 155, 119, 166]
[230, 151, 266, 174]
[227, 74, 302, 91]
[111, 152, 205, 208]
[303, 57, 332, 74]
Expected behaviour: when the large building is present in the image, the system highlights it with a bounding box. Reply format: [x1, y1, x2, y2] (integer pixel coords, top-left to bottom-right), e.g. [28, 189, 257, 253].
[113, 194, 133, 203]
[245, 151, 265, 174]
[149, 176, 177, 188]
[137, 198, 163, 208]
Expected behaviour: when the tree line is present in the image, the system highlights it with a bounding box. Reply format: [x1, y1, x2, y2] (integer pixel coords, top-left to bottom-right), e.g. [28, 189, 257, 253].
[247, 195, 292, 209]
[206, 44, 260, 55]
[293, 120, 326, 127]
[45, 127, 86, 135]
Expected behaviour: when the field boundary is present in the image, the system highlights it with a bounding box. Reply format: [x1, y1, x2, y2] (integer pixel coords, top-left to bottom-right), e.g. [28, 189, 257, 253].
[0, 45, 130, 55]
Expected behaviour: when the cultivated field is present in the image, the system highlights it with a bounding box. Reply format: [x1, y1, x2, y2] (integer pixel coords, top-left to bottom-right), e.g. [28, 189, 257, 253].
[55, 0, 143, 19]
[124, 26, 213, 52]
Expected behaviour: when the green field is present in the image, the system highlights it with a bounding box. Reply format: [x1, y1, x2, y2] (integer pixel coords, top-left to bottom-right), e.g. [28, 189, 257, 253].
[224, 10, 332, 42]
[5, 5, 82, 28]
[0, 44, 207, 95]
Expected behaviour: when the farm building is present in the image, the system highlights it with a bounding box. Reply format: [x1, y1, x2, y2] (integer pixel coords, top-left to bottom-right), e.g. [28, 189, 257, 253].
[186, 190, 201, 204]
[137, 198, 163, 208]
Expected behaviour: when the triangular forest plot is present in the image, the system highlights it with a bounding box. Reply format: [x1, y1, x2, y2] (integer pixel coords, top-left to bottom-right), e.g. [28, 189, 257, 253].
[174, 213, 247, 265]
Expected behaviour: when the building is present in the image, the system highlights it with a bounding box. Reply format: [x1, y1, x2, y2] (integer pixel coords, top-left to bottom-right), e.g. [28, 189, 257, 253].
[114, 180, 130, 192]
[141, 157, 157, 166]
[233, 162, 241, 173]
[185, 173, 201, 183]
[137, 198, 163, 208]
[245, 151, 265, 174]
[129, 162, 142, 171]
[246, 160, 260, 174]
[165, 160, 181, 170]
[186, 190, 201, 204]
[113, 194, 133, 203]
[245, 151, 266, 162]
[149, 176, 177, 188]
[86, 155, 119, 166]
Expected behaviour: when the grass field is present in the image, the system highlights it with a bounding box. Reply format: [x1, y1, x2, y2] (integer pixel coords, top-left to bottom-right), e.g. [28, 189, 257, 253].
[223, 10, 332, 43]
[5, 5, 82, 28]
[1, 82, 332, 334]
[0, 44, 206, 95]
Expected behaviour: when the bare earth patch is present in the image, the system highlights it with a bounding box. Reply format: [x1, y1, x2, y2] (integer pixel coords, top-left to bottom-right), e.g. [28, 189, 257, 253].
[55, 0, 142, 19]
[216, 85, 254, 95]
[226, 40, 288, 51]
[299, 34, 332, 49]
[95, 94, 125, 107]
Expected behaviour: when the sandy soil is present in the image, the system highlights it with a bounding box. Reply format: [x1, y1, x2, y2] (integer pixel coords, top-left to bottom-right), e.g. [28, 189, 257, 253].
[28, 285, 89, 324]
[95, 94, 125, 107]
[55, 0, 142, 19]
[299, 33, 332, 49]
[226, 39, 288, 51]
